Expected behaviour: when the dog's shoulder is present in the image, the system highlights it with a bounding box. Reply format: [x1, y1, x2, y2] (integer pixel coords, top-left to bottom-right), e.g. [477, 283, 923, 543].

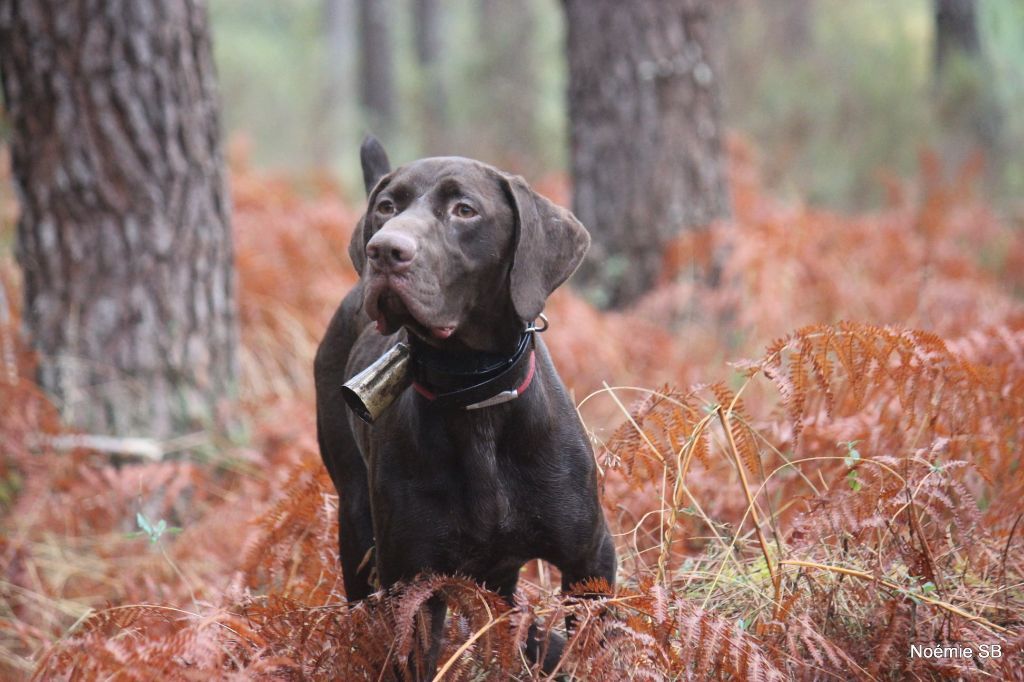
[315, 281, 369, 380]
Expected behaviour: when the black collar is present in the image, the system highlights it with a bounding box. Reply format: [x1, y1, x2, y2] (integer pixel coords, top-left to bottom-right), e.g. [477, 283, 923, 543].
[408, 330, 537, 410]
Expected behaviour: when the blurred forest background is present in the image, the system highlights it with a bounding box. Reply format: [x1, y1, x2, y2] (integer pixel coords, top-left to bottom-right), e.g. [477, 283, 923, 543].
[1, 0, 1024, 679]
[212, 0, 1024, 208]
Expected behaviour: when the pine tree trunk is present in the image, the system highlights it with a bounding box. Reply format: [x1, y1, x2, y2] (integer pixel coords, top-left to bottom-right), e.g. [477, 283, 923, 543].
[477, 0, 539, 168]
[563, 0, 730, 308]
[933, 0, 980, 73]
[767, 0, 812, 57]
[318, 0, 354, 166]
[357, 0, 395, 139]
[931, 0, 1002, 174]
[0, 0, 237, 439]
[413, 0, 448, 154]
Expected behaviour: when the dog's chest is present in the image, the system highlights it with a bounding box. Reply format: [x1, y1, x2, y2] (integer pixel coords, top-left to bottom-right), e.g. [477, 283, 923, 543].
[427, 416, 515, 531]
[371, 406, 550, 551]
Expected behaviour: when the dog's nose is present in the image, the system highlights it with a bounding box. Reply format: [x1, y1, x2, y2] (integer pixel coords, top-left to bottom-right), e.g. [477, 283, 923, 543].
[366, 231, 417, 272]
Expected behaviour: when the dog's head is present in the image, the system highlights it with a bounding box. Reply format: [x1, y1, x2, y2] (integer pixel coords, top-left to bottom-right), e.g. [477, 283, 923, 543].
[349, 137, 590, 353]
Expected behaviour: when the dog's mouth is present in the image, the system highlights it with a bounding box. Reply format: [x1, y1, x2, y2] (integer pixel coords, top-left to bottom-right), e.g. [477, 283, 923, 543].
[365, 281, 456, 340]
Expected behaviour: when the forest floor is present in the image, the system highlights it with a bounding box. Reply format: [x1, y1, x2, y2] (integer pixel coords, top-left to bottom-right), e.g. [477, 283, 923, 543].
[2, 139, 1023, 679]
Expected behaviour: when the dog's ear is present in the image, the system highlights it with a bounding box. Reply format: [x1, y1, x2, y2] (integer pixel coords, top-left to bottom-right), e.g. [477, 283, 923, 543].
[349, 137, 393, 274]
[500, 174, 590, 323]
[360, 135, 391, 195]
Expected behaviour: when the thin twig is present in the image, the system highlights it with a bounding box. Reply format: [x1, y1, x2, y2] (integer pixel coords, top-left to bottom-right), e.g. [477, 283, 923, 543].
[717, 406, 778, 592]
[597, 383, 744, 574]
[1000, 513, 1023, 614]
[778, 560, 1011, 635]
[431, 612, 512, 681]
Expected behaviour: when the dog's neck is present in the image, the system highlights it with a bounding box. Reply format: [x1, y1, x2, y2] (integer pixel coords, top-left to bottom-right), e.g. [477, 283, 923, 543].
[446, 295, 524, 355]
[407, 328, 537, 411]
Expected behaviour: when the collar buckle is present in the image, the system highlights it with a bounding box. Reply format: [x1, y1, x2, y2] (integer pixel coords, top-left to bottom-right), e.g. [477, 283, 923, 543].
[465, 389, 520, 410]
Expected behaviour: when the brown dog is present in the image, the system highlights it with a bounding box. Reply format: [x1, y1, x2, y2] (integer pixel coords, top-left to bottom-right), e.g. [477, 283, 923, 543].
[315, 138, 615, 676]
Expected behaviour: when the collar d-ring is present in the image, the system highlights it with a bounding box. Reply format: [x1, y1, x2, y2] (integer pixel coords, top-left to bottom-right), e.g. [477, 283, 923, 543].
[525, 313, 549, 334]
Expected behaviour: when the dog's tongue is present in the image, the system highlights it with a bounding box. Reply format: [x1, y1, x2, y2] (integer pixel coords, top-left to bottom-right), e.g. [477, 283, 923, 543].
[432, 326, 455, 339]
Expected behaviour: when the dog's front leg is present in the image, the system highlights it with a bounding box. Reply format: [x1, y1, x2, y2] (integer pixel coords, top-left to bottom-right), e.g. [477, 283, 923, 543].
[560, 530, 616, 595]
[493, 573, 565, 674]
[420, 594, 447, 680]
[314, 415, 376, 601]
[559, 530, 617, 651]
[388, 591, 446, 681]
[336, 479, 376, 601]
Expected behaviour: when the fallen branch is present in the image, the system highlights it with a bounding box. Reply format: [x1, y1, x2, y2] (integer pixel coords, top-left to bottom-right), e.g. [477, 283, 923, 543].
[29, 431, 210, 461]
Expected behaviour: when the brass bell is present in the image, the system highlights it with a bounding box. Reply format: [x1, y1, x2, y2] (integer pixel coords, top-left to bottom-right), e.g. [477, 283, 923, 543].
[341, 342, 412, 424]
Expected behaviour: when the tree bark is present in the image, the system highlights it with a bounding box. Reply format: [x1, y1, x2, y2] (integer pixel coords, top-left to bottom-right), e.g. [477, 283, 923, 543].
[413, 0, 448, 154]
[767, 0, 812, 57]
[477, 0, 540, 168]
[317, 0, 354, 166]
[357, 0, 395, 139]
[931, 0, 1002, 171]
[0, 0, 237, 439]
[933, 0, 980, 74]
[563, 0, 730, 308]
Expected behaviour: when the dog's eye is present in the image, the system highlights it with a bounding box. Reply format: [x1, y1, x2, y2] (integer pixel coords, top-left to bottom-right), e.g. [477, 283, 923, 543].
[452, 202, 478, 219]
[376, 199, 395, 216]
